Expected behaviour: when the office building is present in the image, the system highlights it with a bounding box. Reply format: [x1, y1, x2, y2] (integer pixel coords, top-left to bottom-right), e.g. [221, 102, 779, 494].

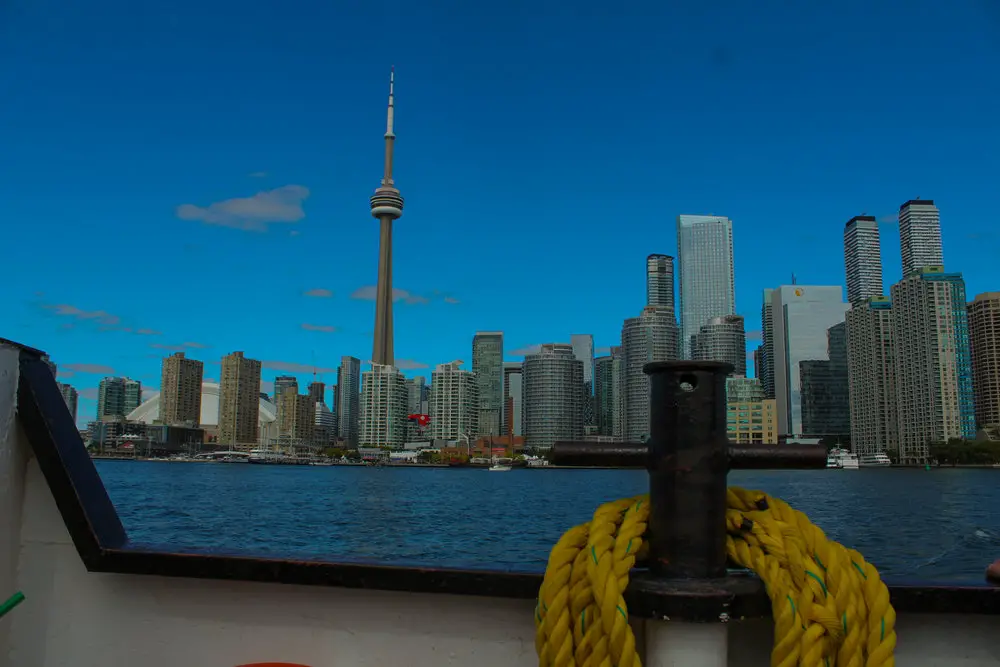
[405, 376, 430, 441]
[891, 267, 975, 463]
[760, 289, 775, 398]
[308, 381, 326, 406]
[96, 376, 141, 421]
[522, 344, 584, 450]
[336, 356, 361, 446]
[646, 254, 675, 311]
[769, 285, 848, 436]
[159, 352, 203, 426]
[277, 390, 316, 446]
[218, 351, 263, 448]
[502, 362, 523, 437]
[58, 383, 78, 424]
[360, 364, 407, 448]
[621, 306, 680, 441]
[594, 350, 625, 439]
[691, 314, 747, 376]
[898, 199, 943, 277]
[844, 215, 884, 305]
[314, 402, 337, 447]
[969, 292, 1000, 430]
[429, 362, 479, 441]
[845, 297, 898, 456]
[724, 377, 778, 445]
[472, 331, 503, 436]
[799, 322, 850, 442]
[677, 214, 735, 358]
[273, 376, 297, 406]
[570, 333, 595, 425]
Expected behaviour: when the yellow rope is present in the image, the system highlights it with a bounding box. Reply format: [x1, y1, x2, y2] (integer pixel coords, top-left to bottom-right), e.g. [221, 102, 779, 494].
[534, 488, 896, 667]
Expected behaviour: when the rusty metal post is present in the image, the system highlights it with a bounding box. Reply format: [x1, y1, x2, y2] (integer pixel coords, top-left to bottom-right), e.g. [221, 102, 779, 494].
[644, 360, 733, 579]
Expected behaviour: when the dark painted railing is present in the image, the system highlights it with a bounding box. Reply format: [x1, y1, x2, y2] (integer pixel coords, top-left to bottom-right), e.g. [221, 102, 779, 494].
[2, 337, 998, 618]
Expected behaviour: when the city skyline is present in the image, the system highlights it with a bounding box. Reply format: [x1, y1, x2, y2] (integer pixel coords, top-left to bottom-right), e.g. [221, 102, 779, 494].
[3, 1, 999, 427]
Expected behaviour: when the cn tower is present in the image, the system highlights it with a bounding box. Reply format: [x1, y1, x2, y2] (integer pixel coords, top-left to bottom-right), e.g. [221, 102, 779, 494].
[369, 68, 404, 367]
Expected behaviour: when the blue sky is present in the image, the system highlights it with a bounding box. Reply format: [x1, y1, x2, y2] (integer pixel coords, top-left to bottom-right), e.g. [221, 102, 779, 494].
[2, 0, 999, 426]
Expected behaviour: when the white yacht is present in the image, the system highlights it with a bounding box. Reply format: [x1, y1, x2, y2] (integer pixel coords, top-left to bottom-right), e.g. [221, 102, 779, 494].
[826, 447, 860, 469]
[859, 452, 892, 467]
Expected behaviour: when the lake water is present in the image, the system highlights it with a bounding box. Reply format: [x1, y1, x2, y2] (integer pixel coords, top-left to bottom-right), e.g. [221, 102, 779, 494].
[94, 461, 1000, 582]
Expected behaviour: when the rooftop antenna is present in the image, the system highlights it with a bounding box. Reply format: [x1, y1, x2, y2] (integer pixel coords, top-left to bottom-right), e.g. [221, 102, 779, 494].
[791, 273, 797, 285]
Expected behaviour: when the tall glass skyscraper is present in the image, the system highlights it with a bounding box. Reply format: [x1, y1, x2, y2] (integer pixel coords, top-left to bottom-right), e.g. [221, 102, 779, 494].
[645, 254, 675, 311]
[677, 215, 736, 359]
[769, 285, 848, 436]
[898, 199, 943, 277]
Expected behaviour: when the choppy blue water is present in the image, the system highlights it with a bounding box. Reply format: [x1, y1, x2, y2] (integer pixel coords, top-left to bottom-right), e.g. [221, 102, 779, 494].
[94, 461, 1000, 582]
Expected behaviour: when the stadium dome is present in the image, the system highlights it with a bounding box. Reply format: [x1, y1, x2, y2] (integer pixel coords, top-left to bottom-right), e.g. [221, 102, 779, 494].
[126, 382, 277, 427]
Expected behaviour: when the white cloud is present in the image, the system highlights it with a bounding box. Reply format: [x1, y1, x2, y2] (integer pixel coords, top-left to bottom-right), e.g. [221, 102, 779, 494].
[44, 304, 120, 326]
[303, 288, 333, 298]
[443, 296, 460, 304]
[176, 185, 310, 232]
[262, 360, 337, 374]
[248, 171, 268, 178]
[350, 285, 429, 304]
[301, 323, 337, 333]
[62, 363, 115, 374]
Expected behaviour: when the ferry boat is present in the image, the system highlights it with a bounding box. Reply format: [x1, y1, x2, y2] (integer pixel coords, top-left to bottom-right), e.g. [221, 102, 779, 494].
[2, 341, 997, 667]
[826, 446, 860, 469]
[859, 452, 893, 467]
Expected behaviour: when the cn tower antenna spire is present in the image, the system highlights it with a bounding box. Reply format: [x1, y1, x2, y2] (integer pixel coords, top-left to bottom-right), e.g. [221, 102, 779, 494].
[382, 67, 396, 186]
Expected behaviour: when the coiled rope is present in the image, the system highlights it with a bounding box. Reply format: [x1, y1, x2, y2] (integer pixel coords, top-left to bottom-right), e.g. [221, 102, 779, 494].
[534, 487, 896, 667]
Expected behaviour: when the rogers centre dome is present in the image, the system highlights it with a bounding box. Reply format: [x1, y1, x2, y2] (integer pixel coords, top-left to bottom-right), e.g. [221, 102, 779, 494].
[126, 382, 277, 427]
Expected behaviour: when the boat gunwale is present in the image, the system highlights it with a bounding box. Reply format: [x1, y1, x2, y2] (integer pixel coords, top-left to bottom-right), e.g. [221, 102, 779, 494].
[6, 338, 1000, 621]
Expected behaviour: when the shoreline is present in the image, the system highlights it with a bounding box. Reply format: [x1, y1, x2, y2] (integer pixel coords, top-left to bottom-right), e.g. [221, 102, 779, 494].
[88, 456, 1000, 469]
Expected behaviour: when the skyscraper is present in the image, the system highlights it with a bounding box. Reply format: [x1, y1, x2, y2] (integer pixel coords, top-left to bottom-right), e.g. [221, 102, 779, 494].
[96, 376, 141, 421]
[218, 351, 262, 448]
[502, 362, 523, 438]
[429, 362, 479, 441]
[621, 306, 679, 441]
[472, 331, 503, 436]
[968, 292, 1000, 430]
[799, 322, 850, 442]
[691, 315, 747, 376]
[645, 254, 675, 311]
[844, 215, 884, 305]
[760, 289, 775, 399]
[677, 214, 736, 359]
[160, 352, 203, 426]
[769, 285, 848, 436]
[360, 364, 407, 447]
[277, 391, 315, 446]
[273, 376, 297, 405]
[96, 376, 125, 421]
[522, 344, 584, 451]
[336, 356, 361, 446]
[58, 383, 78, 424]
[405, 376, 430, 441]
[570, 333, 595, 426]
[370, 68, 404, 366]
[891, 267, 975, 463]
[594, 354, 621, 438]
[898, 199, 943, 277]
[308, 380, 326, 406]
[845, 296, 897, 456]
